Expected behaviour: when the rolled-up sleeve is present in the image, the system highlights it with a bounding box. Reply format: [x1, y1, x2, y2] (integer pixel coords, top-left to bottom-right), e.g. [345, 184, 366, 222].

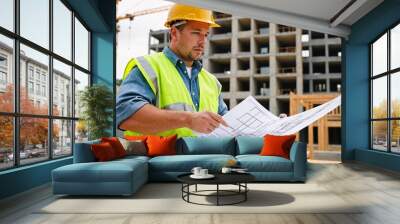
[116, 67, 156, 130]
[218, 94, 229, 116]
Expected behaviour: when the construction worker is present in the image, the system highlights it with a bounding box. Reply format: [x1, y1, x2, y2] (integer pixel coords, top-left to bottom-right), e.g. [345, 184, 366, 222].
[117, 4, 228, 138]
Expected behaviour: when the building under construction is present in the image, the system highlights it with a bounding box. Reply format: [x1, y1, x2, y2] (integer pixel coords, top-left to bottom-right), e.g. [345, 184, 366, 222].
[148, 12, 342, 158]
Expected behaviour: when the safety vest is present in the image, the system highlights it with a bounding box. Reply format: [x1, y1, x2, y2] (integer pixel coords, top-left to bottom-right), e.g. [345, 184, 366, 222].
[122, 52, 221, 138]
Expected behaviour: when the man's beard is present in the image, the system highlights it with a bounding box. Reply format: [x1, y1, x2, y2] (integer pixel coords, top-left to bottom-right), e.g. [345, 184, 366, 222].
[187, 51, 203, 61]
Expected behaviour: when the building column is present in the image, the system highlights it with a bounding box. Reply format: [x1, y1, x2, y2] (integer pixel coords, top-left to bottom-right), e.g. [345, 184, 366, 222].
[269, 23, 278, 114]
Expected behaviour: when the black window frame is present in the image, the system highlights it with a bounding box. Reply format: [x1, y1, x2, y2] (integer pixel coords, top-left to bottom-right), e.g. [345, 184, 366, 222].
[370, 20, 400, 154]
[0, 0, 92, 171]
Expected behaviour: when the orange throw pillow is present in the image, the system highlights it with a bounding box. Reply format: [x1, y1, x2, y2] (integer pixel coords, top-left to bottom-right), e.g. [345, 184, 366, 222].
[260, 134, 296, 159]
[146, 135, 177, 157]
[101, 137, 126, 158]
[91, 142, 117, 161]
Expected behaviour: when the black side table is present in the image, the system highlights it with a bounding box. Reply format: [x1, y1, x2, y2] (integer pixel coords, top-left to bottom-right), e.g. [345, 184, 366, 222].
[177, 173, 255, 206]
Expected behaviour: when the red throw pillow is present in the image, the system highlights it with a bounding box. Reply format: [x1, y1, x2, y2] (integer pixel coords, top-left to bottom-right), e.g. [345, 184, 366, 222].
[101, 137, 126, 158]
[146, 135, 177, 157]
[260, 134, 296, 159]
[91, 142, 117, 161]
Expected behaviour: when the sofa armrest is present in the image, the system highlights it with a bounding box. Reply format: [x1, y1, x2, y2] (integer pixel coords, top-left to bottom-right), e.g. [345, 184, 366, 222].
[289, 141, 307, 181]
[73, 140, 100, 163]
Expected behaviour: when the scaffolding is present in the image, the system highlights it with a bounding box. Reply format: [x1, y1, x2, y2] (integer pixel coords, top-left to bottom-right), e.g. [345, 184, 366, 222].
[289, 93, 341, 159]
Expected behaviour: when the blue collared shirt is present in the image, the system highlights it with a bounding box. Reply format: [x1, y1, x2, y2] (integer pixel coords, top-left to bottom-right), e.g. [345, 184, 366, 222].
[116, 47, 228, 129]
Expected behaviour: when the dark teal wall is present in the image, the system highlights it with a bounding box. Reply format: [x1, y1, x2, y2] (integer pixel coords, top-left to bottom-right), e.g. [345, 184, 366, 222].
[0, 0, 116, 200]
[355, 149, 400, 172]
[342, 43, 370, 159]
[0, 158, 72, 199]
[343, 0, 400, 171]
[91, 0, 116, 136]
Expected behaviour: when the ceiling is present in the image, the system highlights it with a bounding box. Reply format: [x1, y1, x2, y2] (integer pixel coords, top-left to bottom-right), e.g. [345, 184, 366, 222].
[169, 0, 384, 38]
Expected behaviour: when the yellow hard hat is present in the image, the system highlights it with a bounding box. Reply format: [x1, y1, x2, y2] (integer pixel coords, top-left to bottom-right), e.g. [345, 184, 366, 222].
[165, 4, 220, 28]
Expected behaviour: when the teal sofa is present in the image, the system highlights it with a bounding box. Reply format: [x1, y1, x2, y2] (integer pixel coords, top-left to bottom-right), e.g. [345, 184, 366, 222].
[52, 136, 307, 196]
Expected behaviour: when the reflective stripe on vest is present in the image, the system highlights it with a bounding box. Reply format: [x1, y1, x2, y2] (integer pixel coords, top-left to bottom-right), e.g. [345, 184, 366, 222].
[136, 56, 158, 94]
[163, 103, 194, 112]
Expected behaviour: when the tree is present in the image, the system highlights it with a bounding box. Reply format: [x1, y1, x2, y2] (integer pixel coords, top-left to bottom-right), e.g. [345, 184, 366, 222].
[0, 85, 14, 149]
[0, 84, 59, 151]
[372, 99, 400, 142]
[372, 100, 387, 139]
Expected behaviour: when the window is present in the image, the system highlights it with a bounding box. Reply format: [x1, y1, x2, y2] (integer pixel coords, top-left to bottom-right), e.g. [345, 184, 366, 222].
[42, 85, 46, 97]
[28, 67, 34, 80]
[20, 0, 49, 49]
[75, 18, 89, 70]
[301, 34, 309, 42]
[0, 0, 14, 31]
[53, 119, 72, 158]
[53, 59, 72, 117]
[53, 0, 72, 60]
[74, 69, 89, 119]
[54, 89, 58, 102]
[0, 116, 13, 170]
[302, 50, 309, 57]
[35, 70, 41, 81]
[36, 83, 40, 95]
[0, 54, 7, 67]
[28, 81, 34, 94]
[370, 22, 400, 154]
[41, 73, 46, 83]
[0, 71, 6, 85]
[0, 34, 14, 114]
[0, 54, 7, 87]
[391, 24, 400, 70]
[0, 0, 91, 170]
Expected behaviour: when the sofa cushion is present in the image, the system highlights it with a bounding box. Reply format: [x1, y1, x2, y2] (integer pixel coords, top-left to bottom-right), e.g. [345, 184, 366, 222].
[52, 158, 147, 183]
[114, 155, 150, 165]
[177, 137, 235, 155]
[236, 136, 263, 155]
[236, 155, 293, 172]
[53, 163, 134, 183]
[148, 154, 235, 172]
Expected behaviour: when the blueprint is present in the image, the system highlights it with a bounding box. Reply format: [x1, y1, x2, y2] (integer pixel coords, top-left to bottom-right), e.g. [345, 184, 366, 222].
[197, 95, 341, 137]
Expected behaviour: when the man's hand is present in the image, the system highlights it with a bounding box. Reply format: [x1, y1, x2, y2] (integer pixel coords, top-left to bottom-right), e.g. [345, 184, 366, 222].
[187, 111, 228, 133]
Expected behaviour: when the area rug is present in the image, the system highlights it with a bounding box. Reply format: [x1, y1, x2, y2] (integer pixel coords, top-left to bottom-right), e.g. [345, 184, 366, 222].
[37, 183, 361, 214]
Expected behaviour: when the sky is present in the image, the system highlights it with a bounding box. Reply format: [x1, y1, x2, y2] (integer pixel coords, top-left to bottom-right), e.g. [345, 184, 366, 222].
[0, 0, 171, 79]
[116, 0, 172, 79]
[0, 0, 89, 73]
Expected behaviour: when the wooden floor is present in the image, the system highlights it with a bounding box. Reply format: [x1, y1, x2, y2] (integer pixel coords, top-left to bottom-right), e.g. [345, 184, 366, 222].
[1, 161, 400, 224]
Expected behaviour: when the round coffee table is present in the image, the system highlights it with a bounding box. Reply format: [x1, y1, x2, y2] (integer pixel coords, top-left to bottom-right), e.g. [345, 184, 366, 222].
[177, 172, 255, 206]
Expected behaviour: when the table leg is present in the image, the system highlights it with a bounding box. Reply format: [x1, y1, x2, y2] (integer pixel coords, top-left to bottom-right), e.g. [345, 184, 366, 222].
[181, 184, 183, 199]
[245, 183, 247, 201]
[187, 184, 190, 202]
[217, 184, 219, 206]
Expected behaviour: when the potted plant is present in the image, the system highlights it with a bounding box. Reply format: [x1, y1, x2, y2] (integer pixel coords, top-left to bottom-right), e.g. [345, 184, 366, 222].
[79, 84, 114, 140]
